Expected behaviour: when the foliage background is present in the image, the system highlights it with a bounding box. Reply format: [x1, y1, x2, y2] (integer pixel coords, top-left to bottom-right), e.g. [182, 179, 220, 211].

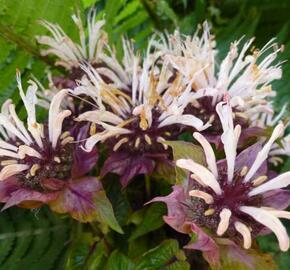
[0, 0, 289, 269]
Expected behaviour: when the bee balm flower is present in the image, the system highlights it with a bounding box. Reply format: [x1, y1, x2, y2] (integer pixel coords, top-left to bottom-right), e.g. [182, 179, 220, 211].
[160, 24, 282, 137]
[36, 10, 107, 89]
[74, 54, 210, 186]
[0, 73, 99, 222]
[150, 102, 290, 266]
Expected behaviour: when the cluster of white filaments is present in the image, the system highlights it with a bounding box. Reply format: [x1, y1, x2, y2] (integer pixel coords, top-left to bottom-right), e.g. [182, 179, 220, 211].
[73, 47, 212, 152]
[0, 72, 73, 185]
[157, 23, 283, 125]
[177, 102, 290, 251]
[36, 10, 106, 69]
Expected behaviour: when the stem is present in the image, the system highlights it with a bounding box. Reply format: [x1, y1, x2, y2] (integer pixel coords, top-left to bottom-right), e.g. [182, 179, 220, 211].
[145, 174, 151, 198]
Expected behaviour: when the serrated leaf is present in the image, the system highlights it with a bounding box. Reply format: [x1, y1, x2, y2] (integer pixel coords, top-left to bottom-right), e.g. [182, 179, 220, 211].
[165, 140, 205, 184]
[211, 246, 277, 270]
[129, 203, 166, 241]
[136, 239, 186, 270]
[106, 250, 135, 270]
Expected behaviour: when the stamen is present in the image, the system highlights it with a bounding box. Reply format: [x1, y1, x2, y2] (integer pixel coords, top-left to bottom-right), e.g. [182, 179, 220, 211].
[61, 136, 74, 145]
[113, 137, 128, 151]
[249, 171, 290, 197]
[90, 123, 97, 136]
[144, 134, 152, 145]
[252, 175, 268, 186]
[157, 137, 168, 150]
[234, 221, 252, 249]
[60, 131, 70, 140]
[134, 137, 140, 148]
[30, 164, 41, 176]
[54, 156, 61, 163]
[240, 166, 249, 177]
[217, 208, 232, 236]
[189, 189, 214, 204]
[164, 132, 171, 137]
[208, 114, 215, 124]
[0, 160, 17, 166]
[204, 208, 215, 216]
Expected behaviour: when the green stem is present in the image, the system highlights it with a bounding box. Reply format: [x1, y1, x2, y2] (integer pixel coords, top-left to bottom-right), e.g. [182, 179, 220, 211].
[145, 174, 151, 198]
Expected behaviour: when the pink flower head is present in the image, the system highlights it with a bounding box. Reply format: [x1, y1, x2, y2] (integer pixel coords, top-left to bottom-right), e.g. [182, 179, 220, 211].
[73, 46, 211, 186]
[151, 101, 290, 266]
[0, 73, 99, 222]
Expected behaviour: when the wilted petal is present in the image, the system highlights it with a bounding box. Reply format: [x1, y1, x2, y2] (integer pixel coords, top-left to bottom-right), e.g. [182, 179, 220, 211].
[2, 188, 58, 210]
[149, 185, 187, 232]
[183, 222, 220, 266]
[49, 177, 102, 222]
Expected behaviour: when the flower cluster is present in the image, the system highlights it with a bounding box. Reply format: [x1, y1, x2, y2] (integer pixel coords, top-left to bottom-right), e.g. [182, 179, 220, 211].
[0, 10, 289, 267]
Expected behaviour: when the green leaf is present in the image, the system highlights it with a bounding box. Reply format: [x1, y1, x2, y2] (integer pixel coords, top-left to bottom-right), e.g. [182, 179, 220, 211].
[0, 207, 69, 270]
[129, 203, 166, 241]
[165, 140, 205, 184]
[165, 261, 190, 270]
[86, 241, 108, 270]
[103, 176, 131, 226]
[136, 239, 190, 270]
[211, 245, 277, 270]
[95, 190, 124, 234]
[0, 0, 82, 105]
[106, 250, 135, 270]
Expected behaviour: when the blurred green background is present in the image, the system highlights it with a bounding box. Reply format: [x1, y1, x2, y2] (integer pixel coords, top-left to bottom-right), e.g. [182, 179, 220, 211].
[0, 0, 289, 269]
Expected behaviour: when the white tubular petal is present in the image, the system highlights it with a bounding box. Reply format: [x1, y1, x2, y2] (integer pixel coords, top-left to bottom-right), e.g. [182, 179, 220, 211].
[216, 102, 239, 182]
[76, 110, 123, 125]
[189, 189, 214, 204]
[245, 123, 284, 182]
[0, 164, 29, 181]
[0, 115, 31, 145]
[193, 132, 218, 178]
[51, 110, 71, 148]
[18, 145, 42, 159]
[8, 104, 33, 144]
[265, 209, 290, 220]
[158, 114, 204, 130]
[234, 221, 252, 249]
[84, 132, 112, 152]
[248, 171, 290, 197]
[48, 89, 69, 147]
[0, 140, 18, 151]
[217, 208, 232, 236]
[176, 159, 222, 195]
[0, 149, 19, 159]
[240, 206, 289, 251]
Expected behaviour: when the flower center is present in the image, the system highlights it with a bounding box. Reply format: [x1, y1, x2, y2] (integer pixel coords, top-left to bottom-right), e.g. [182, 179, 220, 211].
[108, 109, 178, 155]
[186, 168, 264, 241]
